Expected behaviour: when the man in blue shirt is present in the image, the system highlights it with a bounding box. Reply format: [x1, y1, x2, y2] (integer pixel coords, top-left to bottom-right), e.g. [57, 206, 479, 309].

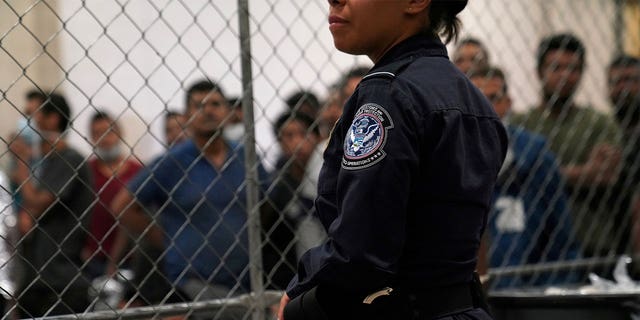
[470, 67, 580, 289]
[112, 80, 267, 309]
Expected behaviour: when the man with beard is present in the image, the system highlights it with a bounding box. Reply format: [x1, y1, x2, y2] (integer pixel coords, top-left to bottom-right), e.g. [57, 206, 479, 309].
[112, 80, 267, 318]
[512, 34, 623, 260]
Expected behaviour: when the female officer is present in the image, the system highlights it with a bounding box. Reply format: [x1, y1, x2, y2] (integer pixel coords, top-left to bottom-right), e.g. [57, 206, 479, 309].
[279, 0, 507, 319]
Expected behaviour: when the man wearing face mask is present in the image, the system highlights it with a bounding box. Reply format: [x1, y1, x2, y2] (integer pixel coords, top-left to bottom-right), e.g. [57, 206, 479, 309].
[82, 111, 142, 279]
[9, 93, 94, 317]
[9, 90, 46, 223]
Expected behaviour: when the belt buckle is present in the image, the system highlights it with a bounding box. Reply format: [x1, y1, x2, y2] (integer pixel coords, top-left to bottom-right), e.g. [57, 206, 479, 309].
[362, 287, 393, 304]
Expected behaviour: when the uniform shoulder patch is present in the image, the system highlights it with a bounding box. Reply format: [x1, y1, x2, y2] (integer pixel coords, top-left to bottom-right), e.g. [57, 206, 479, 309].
[342, 103, 394, 170]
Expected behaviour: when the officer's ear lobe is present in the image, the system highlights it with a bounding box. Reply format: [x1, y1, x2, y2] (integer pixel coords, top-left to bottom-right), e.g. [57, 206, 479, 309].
[405, 0, 430, 15]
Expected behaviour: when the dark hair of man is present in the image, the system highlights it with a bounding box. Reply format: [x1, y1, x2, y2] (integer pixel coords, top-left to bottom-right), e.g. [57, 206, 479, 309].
[285, 90, 320, 113]
[456, 37, 489, 56]
[338, 66, 370, 92]
[40, 93, 71, 133]
[344, 66, 369, 81]
[608, 54, 640, 71]
[468, 66, 509, 95]
[165, 110, 182, 122]
[184, 79, 227, 111]
[427, 0, 467, 44]
[536, 33, 586, 74]
[274, 112, 320, 138]
[227, 96, 240, 109]
[90, 110, 119, 132]
[25, 89, 47, 103]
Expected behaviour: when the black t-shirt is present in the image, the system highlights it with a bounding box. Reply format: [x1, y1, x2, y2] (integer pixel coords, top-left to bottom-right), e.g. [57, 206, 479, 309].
[21, 147, 94, 289]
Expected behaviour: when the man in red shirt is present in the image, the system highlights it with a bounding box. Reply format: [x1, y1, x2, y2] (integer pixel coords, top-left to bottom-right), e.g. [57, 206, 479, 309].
[83, 111, 142, 278]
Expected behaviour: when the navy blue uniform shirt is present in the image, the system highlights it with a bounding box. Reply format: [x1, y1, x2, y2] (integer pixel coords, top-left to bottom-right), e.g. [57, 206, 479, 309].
[287, 34, 508, 299]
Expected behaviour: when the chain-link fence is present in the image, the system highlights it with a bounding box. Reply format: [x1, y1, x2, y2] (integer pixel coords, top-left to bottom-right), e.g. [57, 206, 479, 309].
[1, 0, 639, 319]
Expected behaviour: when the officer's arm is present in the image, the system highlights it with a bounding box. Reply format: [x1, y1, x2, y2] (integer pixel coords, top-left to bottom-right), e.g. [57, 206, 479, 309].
[287, 79, 420, 298]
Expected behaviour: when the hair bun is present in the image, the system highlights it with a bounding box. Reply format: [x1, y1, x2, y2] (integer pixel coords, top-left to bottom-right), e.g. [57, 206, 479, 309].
[432, 0, 468, 15]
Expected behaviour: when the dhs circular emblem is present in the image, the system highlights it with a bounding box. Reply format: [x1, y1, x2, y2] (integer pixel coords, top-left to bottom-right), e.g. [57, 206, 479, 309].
[343, 103, 394, 170]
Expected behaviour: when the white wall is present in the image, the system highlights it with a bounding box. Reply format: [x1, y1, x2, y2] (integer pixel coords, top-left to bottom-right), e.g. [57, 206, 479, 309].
[3, 0, 616, 169]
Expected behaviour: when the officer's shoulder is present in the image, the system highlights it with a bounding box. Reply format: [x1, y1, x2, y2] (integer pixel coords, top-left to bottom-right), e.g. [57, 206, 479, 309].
[361, 70, 397, 82]
[359, 56, 417, 84]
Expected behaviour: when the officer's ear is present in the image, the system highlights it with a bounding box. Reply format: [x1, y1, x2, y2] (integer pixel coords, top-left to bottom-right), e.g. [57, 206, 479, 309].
[405, 0, 430, 15]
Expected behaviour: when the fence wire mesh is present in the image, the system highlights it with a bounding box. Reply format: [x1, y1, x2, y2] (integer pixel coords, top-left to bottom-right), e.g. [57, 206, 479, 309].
[0, 0, 639, 319]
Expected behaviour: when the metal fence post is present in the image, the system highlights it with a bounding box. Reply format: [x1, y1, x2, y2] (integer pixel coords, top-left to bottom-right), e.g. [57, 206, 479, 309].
[237, 1, 265, 320]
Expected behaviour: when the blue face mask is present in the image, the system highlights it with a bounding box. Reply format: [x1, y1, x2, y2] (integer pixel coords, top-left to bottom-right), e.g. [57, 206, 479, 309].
[16, 117, 41, 146]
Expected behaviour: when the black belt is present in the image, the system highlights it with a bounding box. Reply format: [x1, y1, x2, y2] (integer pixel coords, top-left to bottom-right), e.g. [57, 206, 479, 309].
[284, 282, 479, 320]
[396, 283, 475, 319]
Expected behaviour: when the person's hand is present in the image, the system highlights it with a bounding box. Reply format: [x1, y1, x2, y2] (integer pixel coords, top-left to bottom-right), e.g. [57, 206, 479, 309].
[586, 144, 622, 184]
[106, 260, 118, 277]
[563, 144, 623, 186]
[277, 292, 290, 320]
[17, 210, 34, 235]
[8, 135, 32, 164]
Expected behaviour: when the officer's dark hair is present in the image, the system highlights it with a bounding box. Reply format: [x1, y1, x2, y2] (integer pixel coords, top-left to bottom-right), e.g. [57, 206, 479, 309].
[608, 54, 640, 71]
[274, 112, 320, 138]
[468, 66, 509, 95]
[426, 1, 467, 44]
[285, 90, 321, 113]
[536, 33, 586, 75]
[40, 93, 72, 133]
[185, 79, 228, 110]
[25, 89, 47, 104]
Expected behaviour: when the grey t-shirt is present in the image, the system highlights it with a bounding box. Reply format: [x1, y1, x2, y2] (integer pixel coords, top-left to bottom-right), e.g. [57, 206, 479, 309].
[21, 147, 93, 290]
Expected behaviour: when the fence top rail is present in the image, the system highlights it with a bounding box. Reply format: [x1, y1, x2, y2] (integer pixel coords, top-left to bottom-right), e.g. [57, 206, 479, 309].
[34, 291, 284, 320]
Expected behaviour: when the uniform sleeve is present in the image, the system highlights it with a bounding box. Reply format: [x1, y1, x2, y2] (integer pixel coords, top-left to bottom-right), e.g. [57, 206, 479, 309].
[287, 79, 420, 298]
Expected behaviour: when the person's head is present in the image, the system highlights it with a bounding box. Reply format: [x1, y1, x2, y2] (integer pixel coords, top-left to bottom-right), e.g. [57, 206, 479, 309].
[34, 92, 71, 144]
[165, 111, 187, 146]
[184, 79, 231, 138]
[341, 66, 369, 99]
[90, 110, 123, 163]
[608, 55, 640, 126]
[24, 90, 47, 116]
[285, 90, 321, 117]
[469, 66, 511, 118]
[536, 33, 586, 100]
[319, 66, 370, 134]
[275, 112, 320, 166]
[226, 96, 243, 124]
[453, 38, 490, 75]
[328, 0, 467, 61]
